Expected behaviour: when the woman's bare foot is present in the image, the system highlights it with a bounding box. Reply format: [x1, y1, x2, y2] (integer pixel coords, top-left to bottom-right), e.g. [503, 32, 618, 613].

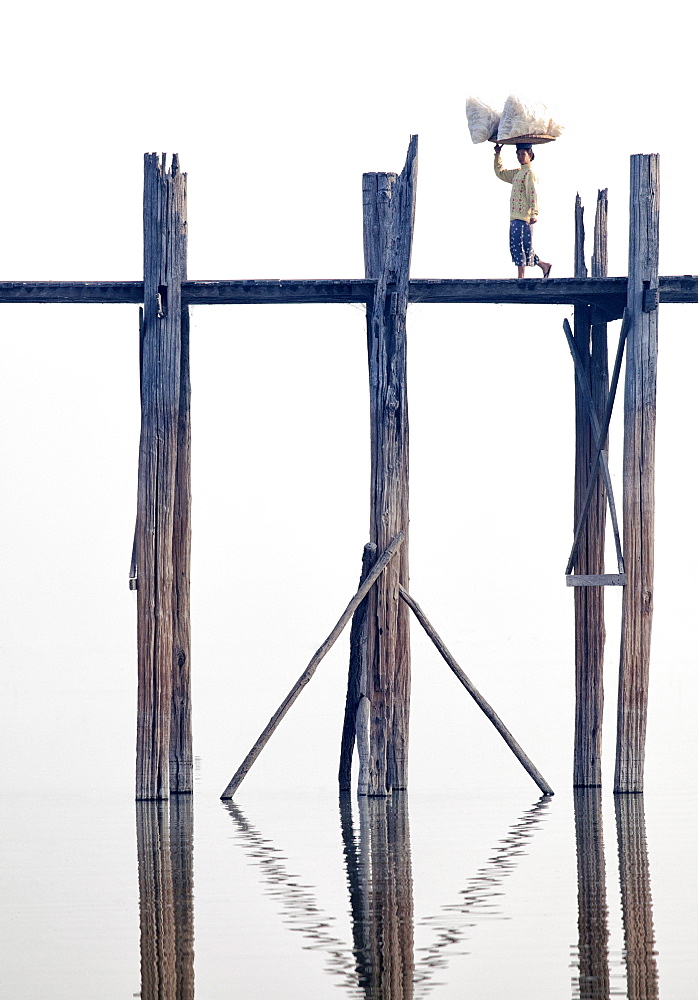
[539, 261, 552, 278]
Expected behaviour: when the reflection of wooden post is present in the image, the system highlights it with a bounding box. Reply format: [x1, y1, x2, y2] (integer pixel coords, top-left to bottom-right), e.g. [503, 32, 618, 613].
[615, 156, 659, 792]
[136, 798, 195, 1000]
[363, 137, 417, 795]
[136, 154, 189, 799]
[137, 801, 177, 998]
[169, 796, 195, 1000]
[614, 794, 659, 1000]
[573, 788, 610, 999]
[573, 193, 609, 787]
[339, 794, 372, 994]
[355, 794, 414, 999]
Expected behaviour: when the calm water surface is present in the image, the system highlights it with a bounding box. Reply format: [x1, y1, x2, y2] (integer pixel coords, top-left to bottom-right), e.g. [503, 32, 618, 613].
[3, 770, 695, 999]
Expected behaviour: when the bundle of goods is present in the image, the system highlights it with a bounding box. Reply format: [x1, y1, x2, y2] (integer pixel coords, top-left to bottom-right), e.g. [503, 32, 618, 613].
[466, 94, 563, 145]
[465, 97, 501, 145]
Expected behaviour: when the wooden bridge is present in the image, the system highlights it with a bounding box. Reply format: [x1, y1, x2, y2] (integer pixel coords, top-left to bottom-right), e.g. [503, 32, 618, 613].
[2, 139, 680, 799]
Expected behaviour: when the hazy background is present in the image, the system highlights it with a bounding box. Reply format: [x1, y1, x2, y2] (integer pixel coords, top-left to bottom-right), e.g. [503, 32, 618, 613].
[1, 2, 697, 995]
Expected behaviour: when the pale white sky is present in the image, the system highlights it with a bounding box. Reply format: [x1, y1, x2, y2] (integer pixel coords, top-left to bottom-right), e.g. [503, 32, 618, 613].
[1, 0, 697, 800]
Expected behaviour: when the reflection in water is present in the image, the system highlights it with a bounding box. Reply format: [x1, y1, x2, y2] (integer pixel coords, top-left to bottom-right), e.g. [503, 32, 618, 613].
[341, 793, 415, 999]
[228, 793, 548, 998]
[573, 789, 611, 999]
[615, 796, 659, 1000]
[136, 797, 195, 1000]
[412, 797, 550, 994]
[571, 791, 659, 1000]
[224, 801, 360, 992]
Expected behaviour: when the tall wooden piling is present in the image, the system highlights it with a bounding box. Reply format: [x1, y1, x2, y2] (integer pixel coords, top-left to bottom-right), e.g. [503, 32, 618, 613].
[362, 136, 417, 795]
[615, 156, 659, 793]
[573, 191, 610, 787]
[170, 267, 193, 793]
[136, 154, 190, 800]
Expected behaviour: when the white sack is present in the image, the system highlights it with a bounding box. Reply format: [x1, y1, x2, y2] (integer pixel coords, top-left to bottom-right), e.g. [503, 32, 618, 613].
[497, 94, 563, 140]
[466, 97, 501, 144]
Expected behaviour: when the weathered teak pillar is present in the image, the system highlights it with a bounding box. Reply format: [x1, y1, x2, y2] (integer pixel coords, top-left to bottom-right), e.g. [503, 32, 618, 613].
[573, 191, 610, 787]
[171, 261, 192, 793]
[615, 155, 659, 793]
[136, 154, 191, 800]
[362, 136, 417, 795]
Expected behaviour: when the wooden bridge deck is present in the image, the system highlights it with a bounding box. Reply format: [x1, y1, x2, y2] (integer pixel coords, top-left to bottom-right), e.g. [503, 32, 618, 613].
[1, 275, 697, 310]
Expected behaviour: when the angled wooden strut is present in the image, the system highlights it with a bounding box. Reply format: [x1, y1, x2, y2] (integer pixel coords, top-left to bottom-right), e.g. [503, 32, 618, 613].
[398, 587, 553, 796]
[220, 533, 405, 800]
[564, 314, 625, 580]
[566, 308, 630, 579]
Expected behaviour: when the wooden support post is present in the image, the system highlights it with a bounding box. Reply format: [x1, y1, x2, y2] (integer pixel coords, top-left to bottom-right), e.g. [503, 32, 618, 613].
[615, 156, 659, 793]
[362, 136, 417, 795]
[338, 542, 377, 791]
[171, 264, 193, 794]
[573, 191, 610, 787]
[136, 154, 188, 800]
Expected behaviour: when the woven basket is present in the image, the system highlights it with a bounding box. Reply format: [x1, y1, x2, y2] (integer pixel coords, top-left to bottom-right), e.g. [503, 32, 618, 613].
[489, 133, 557, 145]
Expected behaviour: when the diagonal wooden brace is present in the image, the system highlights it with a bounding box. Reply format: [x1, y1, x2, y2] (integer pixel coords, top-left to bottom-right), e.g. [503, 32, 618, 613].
[564, 311, 630, 575]
[220, 532, 405, 799]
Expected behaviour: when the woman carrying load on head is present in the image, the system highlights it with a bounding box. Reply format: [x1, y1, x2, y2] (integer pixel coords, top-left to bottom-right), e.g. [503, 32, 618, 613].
[494, 142, 552, 279]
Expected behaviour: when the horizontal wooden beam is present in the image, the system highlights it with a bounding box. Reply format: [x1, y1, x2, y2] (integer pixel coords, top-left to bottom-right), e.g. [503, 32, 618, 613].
[182, 279, 373, 304]
[566, 574, 626, 587]
[0, 281, 143, 303]
[1, 276, 697, 308]
[408, 277, 627, 309]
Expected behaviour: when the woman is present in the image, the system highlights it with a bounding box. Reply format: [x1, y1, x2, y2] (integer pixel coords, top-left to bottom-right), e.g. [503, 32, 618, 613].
[494, 142, 552, 279]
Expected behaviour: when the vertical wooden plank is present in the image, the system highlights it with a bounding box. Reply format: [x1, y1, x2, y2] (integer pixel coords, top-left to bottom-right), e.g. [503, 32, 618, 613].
[136, 154, 187, 800]
[338, 542, 377, 791]
[615, 156, 659, 793]
[574, 193, 588, 279]
[573, 191, 609, 787]
[362, 136, 417, 795]
[170, 158, 192, 794]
